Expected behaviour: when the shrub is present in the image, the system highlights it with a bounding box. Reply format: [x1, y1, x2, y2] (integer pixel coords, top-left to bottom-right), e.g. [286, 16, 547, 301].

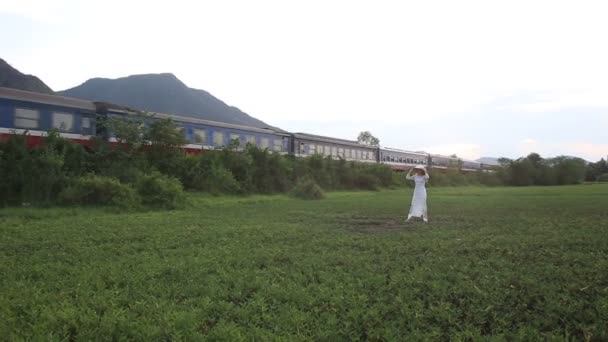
[290, 177, 325, 200]
[0, 134, 30, 205]
[353, 173, 380, 191]
[135, 172, 186, 209]
[366, 164, 394, 187]
[194, 152, 241, 195]
[59, 175, 140, 209]
[478, 172, 503, 186]
[598, 173, 608, 182]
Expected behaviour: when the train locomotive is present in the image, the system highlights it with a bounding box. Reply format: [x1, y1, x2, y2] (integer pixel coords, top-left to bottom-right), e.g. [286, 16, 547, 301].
[0, 87, 489, 172]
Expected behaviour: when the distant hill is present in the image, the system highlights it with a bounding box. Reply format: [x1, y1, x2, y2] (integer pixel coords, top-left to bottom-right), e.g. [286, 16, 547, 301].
[476, 157, 500, 165]
[0, 58, 54, 94]
[59, 73, 274, 129]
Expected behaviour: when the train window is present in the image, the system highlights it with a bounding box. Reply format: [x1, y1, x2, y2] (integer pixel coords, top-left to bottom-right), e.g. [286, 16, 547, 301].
[246, 135, 256, 145]
[331, 146, 337, 156]
[356, 150, 361, 159]
[324, 146, 330, 155]
[230, 133, 241, 146]
[81, 117, 91, 129]
[14, 108, 40, 129]
[260, 137, 269, 149]
[338, 148, 344, 157]
[52, 112, 74, 132]
[316, 145, 323, 155]
[213, 131, 224, 146]
[309, 144, 315, 154]
[194, 130, 207, 144]
[273, 139, 282, 152]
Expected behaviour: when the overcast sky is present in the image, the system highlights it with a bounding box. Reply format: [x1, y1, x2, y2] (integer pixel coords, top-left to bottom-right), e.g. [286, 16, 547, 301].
[1, 0, 607, 161]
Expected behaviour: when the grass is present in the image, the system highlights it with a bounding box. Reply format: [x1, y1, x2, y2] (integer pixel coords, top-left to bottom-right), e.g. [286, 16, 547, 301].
[1, 185, 607, 340]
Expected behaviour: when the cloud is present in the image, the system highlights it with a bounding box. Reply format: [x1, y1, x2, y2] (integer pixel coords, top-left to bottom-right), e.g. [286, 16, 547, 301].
[496, 89, 608, 113]
[569, 143, 608, 161]
[518, 139, 607, 161]
[519, 138, 540, 156]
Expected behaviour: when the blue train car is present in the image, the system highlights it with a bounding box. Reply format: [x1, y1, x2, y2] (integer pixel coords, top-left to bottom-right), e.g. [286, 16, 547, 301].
[0, 87, 97, 146]
[292, 132, 377, 162]
[99, 103, 291, 154]
[379, 147, 429, 171]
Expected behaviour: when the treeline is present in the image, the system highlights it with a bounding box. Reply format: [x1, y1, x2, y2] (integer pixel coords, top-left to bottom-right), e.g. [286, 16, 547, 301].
[1, 117, 604, 209]
[0, 118, 397, 208]
[495, 153, 605, 186]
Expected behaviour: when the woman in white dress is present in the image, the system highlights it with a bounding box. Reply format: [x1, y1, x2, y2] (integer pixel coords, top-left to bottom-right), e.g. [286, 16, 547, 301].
[405, 165, 430, 223]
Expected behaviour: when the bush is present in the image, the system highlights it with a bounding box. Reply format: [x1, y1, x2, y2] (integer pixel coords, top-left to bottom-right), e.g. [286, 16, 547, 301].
[290, 177, 325, 200]
[429, 172, 449, 187]
[59, 175, 140, 209]
[598, 173, 608, 182]
[193, 152, 241, 195]
[478, 172, 503, 186]
[135, 172, 186, 209]
[353, 173, 380, 191]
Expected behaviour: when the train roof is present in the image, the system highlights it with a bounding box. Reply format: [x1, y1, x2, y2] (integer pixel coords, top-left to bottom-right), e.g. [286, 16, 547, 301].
[293, 132, 376, 149]
[380, 147, 428, 156]
[0, 87, 96, 111]
[97, 102, 290, 136]
[430, 153, 481, 164]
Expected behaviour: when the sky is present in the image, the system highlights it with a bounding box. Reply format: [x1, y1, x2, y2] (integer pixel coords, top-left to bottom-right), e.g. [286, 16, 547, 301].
[1, 0, 607, 161]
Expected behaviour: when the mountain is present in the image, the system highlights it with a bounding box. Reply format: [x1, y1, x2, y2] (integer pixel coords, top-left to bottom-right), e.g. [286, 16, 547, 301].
[0, 58, 54, 94]
[59, 73, 274, 129]
[476, 157, 500, 165]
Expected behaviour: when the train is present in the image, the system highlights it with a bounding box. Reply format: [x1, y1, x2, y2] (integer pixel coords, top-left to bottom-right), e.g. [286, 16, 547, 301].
[0, 86, 492, 172]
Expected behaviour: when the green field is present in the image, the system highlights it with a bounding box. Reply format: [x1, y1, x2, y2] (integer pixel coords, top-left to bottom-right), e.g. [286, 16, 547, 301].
[1, 185, 607, 340]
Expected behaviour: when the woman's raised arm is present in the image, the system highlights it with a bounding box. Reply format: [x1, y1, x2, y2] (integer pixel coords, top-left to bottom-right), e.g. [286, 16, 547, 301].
[405, 169, 415, 180]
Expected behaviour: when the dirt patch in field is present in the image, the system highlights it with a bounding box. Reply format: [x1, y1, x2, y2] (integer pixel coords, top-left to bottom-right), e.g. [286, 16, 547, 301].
[336, 214, 422, 233]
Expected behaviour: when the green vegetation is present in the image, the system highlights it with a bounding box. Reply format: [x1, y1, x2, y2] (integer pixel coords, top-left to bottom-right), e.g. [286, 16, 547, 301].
[497, 153, 591, 186]
[290, 177, 325, 200]
[1, 185, 607, 340]
[0, 119, 403, 208]
[1, 117, 604, 210]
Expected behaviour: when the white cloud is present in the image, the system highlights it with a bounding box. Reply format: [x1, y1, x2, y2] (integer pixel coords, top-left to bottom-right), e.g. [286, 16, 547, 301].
[519, 139, 607, 161]
[503, 89, 608, 113]
[569, 143, 608, 161]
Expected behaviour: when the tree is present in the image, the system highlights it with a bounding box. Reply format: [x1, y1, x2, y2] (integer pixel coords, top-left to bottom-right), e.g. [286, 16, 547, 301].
[357, 131, 380, 146]
[585, 158, 608, 181]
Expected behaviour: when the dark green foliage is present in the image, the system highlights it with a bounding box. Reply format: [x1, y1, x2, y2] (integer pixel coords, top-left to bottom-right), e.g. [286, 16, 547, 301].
[290, 177, 325, 200]
[0, 131, 91, 205]
[220, 148, 254, 193]
[246, 146, 292, 193]
[585, 158, 608, 181]
[59, 174, 140, 209]
[598, 173, 608, 182]
[353, 173, 380, 191]
[0, 134, 30, 205]
[135, 172, 186, 209]
[499, 153, 588, 186]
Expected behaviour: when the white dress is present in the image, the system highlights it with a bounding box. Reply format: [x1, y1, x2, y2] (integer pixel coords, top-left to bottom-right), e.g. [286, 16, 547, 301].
[406, 173, 429, 221]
